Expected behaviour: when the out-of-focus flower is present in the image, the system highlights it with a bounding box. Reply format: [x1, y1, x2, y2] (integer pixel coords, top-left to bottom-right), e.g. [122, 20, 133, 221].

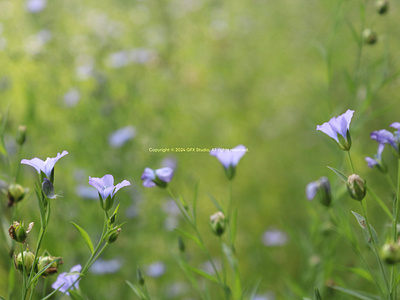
[316, 109, 354, 151]
[21, 151, 68, 179]
[262, 228, 288, 247]
[63, 89, 80, 107]
[26, 0, 46, 13]
[161, 156, 178, 170]
[306, 177, 332, 207]
[90, 258, 122, 274]
[371, 122, 400, 157]
[75, 185, 99, 200]
[252, 292, 276, 300]
[363, 29, 378, 45]
[89, 174, 131, 211]
[9, 221, 34, 244]
[25, 30, 52, 56]
[347, 174, 366, 201]
[107, 48, 157, 68]
[108, 126, 136, 148]
[209, 212, 226, 236]
[145, 261, 166, 278]
[210, 145, 247, 179]
[366, 144, 387, 173]
[376, 0, 389, 14]
[141, 167, 174, 188]
[52, 264, 81, 295]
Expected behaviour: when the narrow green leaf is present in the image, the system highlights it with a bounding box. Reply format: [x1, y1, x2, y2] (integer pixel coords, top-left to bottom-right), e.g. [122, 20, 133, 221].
[222, 243, 236, 270]
[183, 262, 220, 284]
[28, 258, 62, 287]
[174, 228, 203, 250]
[41, 283, 65, 300]
[365, 185, 393, 220]
[208, 194, 224, 213]
[327, 166, 348, 183]
[0, 296, 6, 300]
[351, 211, 379, 249]
[314, 287, 322, 300]
[231, 208, 238, 244]
[69, 289, 86, 300]
[330, 284, 381, 300]
[0, 108, 9, 156]
[192, 181, 200, 222]
[126, 281, 146, 299]
[71, 222, 94, 254]
[348, 267, 374, 283]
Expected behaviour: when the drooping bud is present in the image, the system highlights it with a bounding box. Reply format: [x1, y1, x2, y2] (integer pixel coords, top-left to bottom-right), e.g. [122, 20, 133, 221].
[363, 29, 378, 45]
[16, 125, 27, 146]
[137, 268, 145, 285]
[347, 174, 366, 201]
[178, 236, 185, 253]
[381, 242, 400, 264]
[7, 183, 26, 206]
[376, 0, 389, 14]
[9, 221, 34, 243]
[210, 212, 226, 236]
[14, 250, 35, 272]
[37, 255, 63, 277]
[107, 228, 121, 243]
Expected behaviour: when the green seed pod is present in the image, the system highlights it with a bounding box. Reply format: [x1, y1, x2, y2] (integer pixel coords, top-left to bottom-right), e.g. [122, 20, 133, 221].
[14, 251, 35, 272]
[381, 242, 400, 264]
[8, 221, 34, 244]
[347, 174, 366, 201]
[37, 255, 63, 277]
[107, 228, 121, 243]
[7, 183, 26, 205]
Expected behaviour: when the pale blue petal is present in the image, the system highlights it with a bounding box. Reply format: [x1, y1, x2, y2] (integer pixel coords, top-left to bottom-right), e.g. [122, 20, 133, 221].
[365, 157, 378, 168]
[316, 122, 339, 142]
[141, 168, 155, 180]
[306, 181, 318, 200]
[156, 167, 174, 182]
[21, 157, 45, 174]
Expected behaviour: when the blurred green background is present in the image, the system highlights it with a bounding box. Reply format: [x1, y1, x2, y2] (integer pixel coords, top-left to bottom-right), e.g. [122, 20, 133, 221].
[1, 0, 400, 299]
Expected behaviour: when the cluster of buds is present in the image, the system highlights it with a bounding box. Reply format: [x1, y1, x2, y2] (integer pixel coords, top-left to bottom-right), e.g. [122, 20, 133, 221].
[14, 250, 63, 276]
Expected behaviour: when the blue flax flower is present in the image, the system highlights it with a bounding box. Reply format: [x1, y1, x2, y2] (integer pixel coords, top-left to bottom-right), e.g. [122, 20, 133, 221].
[52, 264, 81, 295]
[316, 109, 354, 151]
[306, 177, 331, 207]
[371, 122, 400, 157]
[21, 151, 68, 180]
[210, 145, 247, 180]
[89, 174, 130, 211]
[365, 144, 387, 172]
[141, 167, 174, 188]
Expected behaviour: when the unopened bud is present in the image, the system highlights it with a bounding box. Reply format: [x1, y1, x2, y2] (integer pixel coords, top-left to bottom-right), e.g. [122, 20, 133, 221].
[107, 228, 121, 243]
[178, 237, 185, 253]
[37, 255, 63, 277]
[9, 221, 34, 243]
[14, 250, 35, 272]
[7, 184, 26, 205]
[210, 212, 226, 236]
[376, 0, 389, 14]
[381, 242, 400, 264]
[363, 29, 377, 45]
[16, 125, 27, 146]
[137, 268, 145, 285]
[347, 174, 366, 201]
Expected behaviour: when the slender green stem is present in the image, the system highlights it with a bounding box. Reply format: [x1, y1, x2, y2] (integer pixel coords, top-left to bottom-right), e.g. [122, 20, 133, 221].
[386, 173, 397, 193]
[360, 202, 390, 297]
[347, 151, 355, 174]
[166, 187, 225, 291]
[21, 244, 27, 300]
[219, 237, 227, 290]
[394, 159, 400, 241]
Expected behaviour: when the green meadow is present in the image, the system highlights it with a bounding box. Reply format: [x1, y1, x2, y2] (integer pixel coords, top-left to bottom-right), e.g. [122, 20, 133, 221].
[1, 0, 400, 299]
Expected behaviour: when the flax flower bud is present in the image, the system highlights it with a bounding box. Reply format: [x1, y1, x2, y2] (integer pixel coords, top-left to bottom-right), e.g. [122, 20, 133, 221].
[16, 125, 27, 146]
[7, 183, 26, 205]
[210, 212, 226, 236]
[306, 177, 332, 207]
[376, 0, 389, 14]
[14, 250, 35, 272]
[381, 242, 400, 265]
[363, 29, 377, 45]
[37, 255, 63, 277]
[347, 174, 366, 201]
[9, 221, 34, 244]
